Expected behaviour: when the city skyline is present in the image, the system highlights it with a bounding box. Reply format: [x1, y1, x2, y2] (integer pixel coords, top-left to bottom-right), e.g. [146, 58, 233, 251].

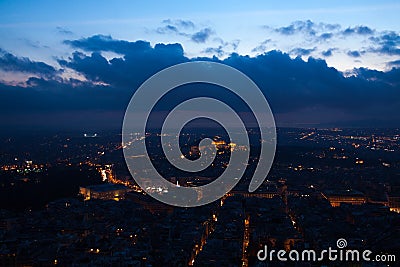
[0, 127, 399, 265]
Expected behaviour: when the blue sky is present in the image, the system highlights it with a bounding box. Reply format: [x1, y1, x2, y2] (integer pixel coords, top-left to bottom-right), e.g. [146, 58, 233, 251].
[0, 1, 400, 129]
[1, 0, 400, 72]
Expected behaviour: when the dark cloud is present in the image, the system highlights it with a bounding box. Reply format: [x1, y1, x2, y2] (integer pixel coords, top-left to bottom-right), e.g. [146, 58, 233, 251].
[232, 40, 240, 50]
[251, 39, 272, 53]
[0, 48, 57, 77]
[323, 23, 341, 31]
[155, 21, 213, 44]
[61, 36, 186, 88]
[343, 26, 374, 35]
[162, 19, 195, 29]
[274, 20, 340, 36]
[222, 39, 240, 51]
[156, 24, 192, 38]
[1, 36, 400, 129]
[321, 48, 336, 57]
[319, 32, 333, 40]
[63, 34, 153, 55]
[156, 24, 181, 35]
[372, 45, 400, 56]
[290, 47, 316, 56]
[269, 21, 398, 60]
[347, 50, 361, 58]
[373, 31, 400, 47]
[155, 22, 193, 38]
[275, 25, 296, 35]
[275, 20, 316, 35]
[56, 26, 73, 35]
[267, 21, 396, 61]
[369, 31, 400, 56]
[200, 38, 241, 57]
[387, 59, 400, 68]
[202, 46, 225, 57]
[191, 28, 213, 43]
[223, 51, 400, 123]
[353, 67, 400, 86]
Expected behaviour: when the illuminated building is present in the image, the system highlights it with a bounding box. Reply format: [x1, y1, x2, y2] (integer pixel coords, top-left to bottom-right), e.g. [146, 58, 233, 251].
[227, 181, 279, 199]
[322, 190, 367, 207]
[211, 140, 226, 146]
[227, 190, 278, 199]
[83, 133, 98, 138]
[97, 164, 114, 182]
[79, 183, 130, 201]
[387, 194, 400, 213]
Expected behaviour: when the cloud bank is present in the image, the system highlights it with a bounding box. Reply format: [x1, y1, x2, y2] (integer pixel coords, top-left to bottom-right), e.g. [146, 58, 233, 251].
[0, 33, 400, 130]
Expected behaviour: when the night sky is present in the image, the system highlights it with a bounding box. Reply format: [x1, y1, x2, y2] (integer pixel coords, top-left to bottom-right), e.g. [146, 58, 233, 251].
[0, 1, 400, 130]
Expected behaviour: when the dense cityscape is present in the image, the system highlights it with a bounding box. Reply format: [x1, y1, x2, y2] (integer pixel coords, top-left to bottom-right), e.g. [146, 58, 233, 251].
[1, 0, 400, 266]
[0, 127, 399, 266]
